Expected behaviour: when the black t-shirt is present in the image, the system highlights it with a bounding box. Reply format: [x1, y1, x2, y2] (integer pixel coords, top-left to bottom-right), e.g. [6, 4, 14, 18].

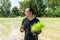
[21, 17, 40, 40]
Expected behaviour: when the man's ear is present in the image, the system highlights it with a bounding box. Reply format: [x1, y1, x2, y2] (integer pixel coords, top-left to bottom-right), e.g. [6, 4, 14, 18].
[31, 12, 33, 15]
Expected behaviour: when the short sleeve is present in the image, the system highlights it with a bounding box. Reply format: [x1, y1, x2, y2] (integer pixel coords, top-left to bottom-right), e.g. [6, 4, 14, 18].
[35, 18, 40, 23]
[21, 18, 26, 25]
[37, 19, 40, 22]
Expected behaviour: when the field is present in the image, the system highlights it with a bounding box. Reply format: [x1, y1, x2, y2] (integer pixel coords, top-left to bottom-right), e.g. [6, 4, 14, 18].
[0, 17, 60, 40]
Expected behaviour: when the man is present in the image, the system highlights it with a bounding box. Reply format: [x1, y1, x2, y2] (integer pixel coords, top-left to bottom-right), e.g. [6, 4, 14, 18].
[20, 7, 41, 40]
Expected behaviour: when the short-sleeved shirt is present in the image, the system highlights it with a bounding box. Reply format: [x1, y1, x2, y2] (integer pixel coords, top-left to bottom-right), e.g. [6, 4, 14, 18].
[21, 17, 40, 40]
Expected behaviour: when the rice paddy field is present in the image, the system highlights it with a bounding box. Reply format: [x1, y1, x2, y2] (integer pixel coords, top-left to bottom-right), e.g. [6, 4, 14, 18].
[0, 17, 60, 40]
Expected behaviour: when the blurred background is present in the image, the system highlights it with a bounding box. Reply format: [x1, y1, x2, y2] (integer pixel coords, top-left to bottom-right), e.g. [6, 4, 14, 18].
[0, 0, 60, 40]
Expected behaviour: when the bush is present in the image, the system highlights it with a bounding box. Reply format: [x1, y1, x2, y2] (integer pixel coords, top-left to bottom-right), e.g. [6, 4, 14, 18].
[45, 9, 55, 17]
[55, 6, 60, 17]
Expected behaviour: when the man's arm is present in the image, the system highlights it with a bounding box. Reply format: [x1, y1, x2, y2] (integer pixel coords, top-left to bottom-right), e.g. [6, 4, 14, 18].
[20, 18, 26, 33]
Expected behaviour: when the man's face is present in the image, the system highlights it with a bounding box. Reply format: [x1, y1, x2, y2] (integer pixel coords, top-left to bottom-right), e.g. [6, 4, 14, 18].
[25, 8, 32, 17]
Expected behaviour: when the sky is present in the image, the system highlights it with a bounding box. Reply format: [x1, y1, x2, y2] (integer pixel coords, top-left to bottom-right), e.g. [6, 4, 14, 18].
[9, 0, 21, 9]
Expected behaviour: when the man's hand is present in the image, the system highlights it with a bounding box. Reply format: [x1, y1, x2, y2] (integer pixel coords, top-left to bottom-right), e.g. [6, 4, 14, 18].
[20, 28, 24, 32]
[20, 25, 24, 33]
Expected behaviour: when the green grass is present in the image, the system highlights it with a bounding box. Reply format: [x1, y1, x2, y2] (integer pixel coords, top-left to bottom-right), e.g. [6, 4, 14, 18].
[38, 18, 60, 40]
[0, 17, 60, 40]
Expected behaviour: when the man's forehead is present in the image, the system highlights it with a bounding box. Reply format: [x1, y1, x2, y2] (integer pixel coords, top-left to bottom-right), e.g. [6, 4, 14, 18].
[25, 8, 30, 11]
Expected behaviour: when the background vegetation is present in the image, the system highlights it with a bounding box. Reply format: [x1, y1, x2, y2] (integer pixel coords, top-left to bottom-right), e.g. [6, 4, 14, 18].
[0, 0, 60, 17]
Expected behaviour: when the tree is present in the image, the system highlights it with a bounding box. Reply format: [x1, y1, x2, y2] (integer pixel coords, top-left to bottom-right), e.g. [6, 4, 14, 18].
[44, 0, 60, 17]
[44, 0, 60, 9]
[19, 0, 46, 17]
[0, 5, 4, 17]
[9, 6, 20, 17]
[55, 6, 60, 17]
[0, 0, 11, 17]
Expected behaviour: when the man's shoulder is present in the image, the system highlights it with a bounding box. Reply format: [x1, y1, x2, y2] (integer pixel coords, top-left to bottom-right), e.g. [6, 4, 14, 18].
[34, 17, 39, 21]
[22, 17, 27, 22]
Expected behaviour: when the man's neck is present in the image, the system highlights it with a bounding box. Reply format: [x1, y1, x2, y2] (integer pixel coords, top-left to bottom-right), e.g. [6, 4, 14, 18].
[27, 15, 35, 20]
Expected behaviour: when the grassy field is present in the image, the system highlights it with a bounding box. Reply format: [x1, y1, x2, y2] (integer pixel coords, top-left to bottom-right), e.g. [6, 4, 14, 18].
[0, 17, 60, 40]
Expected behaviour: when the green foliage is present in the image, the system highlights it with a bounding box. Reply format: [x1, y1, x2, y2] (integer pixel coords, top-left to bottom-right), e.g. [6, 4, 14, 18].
[44, 0, 60, 9]
[0, 0, 60, 17]
[45, 9, 55, 17]
[55, 6, 60, 17]
[44, 0, 60, 17]
[9, 6, 20, 17]
[0, 6, 4, 17]
[19, 0, 46, 17]
[0, 0, 11, 17]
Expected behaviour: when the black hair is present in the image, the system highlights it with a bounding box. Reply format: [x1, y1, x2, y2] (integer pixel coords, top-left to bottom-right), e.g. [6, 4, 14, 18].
[29, 7, 35, 15]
